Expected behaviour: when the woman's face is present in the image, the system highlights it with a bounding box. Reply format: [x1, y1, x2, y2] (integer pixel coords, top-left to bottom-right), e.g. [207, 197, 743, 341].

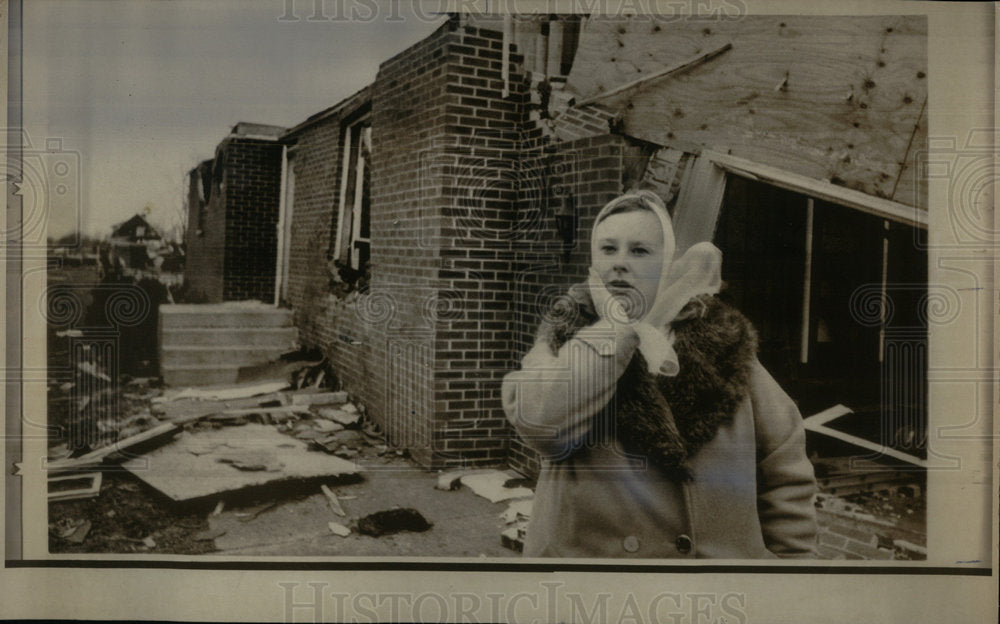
[592, 210, 665, 320]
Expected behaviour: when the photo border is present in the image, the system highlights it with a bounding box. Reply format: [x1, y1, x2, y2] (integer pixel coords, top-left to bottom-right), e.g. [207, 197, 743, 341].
[2, 0, 996, 621]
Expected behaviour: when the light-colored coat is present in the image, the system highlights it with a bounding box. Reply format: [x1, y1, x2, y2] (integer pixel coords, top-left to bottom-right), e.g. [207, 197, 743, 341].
[502, 321, 818, 559]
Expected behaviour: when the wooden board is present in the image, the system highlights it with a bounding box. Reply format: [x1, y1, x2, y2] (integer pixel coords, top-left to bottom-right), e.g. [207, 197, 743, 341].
[47, 423, 182, 473]
[122, 424, 359, 502]
[566, 16, 927, 209]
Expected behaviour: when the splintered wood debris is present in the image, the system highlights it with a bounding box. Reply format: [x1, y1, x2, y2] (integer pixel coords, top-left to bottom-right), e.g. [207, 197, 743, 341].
[155, 381, 290, 403]
[328, 522, 351, 537]
[121, 424, 359, 502]
[48, 472, 103, 502]
[320, 484, 346, 516]
[500, 498, 533, 524]
[47, 423, 182, 473]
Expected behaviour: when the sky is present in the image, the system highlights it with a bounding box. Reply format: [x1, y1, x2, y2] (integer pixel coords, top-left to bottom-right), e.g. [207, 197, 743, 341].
[23, 0, 447, 240]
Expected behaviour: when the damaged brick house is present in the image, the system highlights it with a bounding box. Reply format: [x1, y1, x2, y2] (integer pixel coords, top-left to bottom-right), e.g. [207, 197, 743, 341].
[184, 122, 286, 303]
[185, 14, 928, 477]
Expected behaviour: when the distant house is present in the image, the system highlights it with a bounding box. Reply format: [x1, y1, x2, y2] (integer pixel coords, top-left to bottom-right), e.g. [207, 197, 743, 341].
[111, 214, 161, 243]
[183, 14, 929, 475]
[107, 213, 163, 273]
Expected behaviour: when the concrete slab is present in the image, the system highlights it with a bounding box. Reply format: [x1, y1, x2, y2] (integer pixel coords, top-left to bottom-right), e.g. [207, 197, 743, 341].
[206, 457, 519, 557]
[122, 424, 359, 503]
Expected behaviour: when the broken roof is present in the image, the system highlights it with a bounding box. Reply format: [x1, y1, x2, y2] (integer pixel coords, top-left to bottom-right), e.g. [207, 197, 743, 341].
[563, 15, 928, 209]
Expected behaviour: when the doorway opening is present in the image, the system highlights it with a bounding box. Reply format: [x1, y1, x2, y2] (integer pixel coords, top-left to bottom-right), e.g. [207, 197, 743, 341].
[714, 176, 928, 458]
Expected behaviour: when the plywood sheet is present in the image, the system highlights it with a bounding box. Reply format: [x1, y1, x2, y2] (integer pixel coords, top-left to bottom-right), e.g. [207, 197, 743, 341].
[567, 16, 927, 208]
[122, 424, 359, 502]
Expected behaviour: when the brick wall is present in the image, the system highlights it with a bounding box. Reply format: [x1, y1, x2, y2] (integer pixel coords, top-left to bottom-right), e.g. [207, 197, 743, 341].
[222, 137, 284, 302]
[183, 159, 226, 303]
[182, 135, 283, 303]
[283, 18, 631, 472]
[506, 134, 628, 478]
[552, 102, 617, 142]
[287, 19, 458, 467]
[429, 23, 532, 468]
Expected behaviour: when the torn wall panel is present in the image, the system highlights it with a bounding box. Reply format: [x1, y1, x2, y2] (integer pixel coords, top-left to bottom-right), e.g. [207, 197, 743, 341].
[566, 15, 927, 208]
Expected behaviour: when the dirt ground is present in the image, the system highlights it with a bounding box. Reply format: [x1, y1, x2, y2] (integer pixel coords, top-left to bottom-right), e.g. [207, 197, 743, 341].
[47, 380, 527, 557]
[49, 431, 525, 558]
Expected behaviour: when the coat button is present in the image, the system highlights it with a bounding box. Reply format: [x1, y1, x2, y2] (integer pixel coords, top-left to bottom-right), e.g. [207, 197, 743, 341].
[675, 534, 692, 554]
[623, 535, 640, 553]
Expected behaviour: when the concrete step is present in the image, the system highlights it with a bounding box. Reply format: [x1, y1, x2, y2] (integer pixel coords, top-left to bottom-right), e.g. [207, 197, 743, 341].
[161, 327, 298, 348]
[159, 303, 293, 329]
[161, 346, 292, 368]
[162, 365, 241, 388]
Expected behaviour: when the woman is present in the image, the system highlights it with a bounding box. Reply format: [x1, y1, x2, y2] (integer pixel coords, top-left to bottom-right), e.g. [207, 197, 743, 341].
[501, 191, 818, 558]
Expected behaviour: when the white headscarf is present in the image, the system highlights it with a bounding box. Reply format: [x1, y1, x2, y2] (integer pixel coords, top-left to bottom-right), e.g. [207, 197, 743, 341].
[589, 190, 723, 376]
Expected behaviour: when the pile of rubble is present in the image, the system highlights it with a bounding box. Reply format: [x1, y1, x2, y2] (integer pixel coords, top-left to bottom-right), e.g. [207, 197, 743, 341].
[47, 358, 433, 551]
[810, 455, 927, 561]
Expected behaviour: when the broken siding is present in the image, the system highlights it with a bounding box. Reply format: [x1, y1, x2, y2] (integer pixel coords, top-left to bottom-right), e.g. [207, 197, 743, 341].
[184, 160, 226, 302]
[567, 16, 927, 208]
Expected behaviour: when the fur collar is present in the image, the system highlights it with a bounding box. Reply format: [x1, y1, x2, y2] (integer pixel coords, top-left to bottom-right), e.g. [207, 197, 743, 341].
[537, 283, 759, 479]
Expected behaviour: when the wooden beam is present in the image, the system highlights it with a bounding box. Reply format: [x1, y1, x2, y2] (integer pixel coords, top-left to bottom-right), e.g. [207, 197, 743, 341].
[47, 423, 182, 474]
[802, 404, 927, 468]
[671, 154, 727, 254]
[800, 198, 814, 364]
[704, 150, 927, 228]
[572, 43, 733, 108]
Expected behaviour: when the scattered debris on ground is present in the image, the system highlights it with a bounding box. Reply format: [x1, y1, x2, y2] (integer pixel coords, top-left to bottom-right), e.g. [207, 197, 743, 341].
[499, 498, 533, 553]
[328, 522, 351, 537]
[809, 454, 926, 560]
[357, 508, 433, 537]
[48, 472, 215, 554]
[434, 468, 535, 552]
[47, 348, 480, 555]
[49, 353, 388, 553]
[48, 472, 103, 502]
[48, 422, 182, 473]
[458, 470, 534, 504]
[320, 484, 346, 516]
